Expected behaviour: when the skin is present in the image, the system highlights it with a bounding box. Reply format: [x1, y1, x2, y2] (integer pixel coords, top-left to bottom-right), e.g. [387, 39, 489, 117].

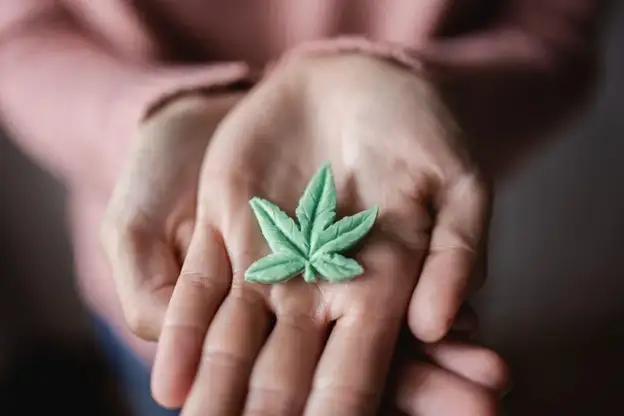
[101, 3, 603, 413]
[104, 54, 498, 415]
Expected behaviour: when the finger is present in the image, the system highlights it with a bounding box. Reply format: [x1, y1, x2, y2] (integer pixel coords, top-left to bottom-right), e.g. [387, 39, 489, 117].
[100, 103, 212, 341]
[181, 289, 272, 416]
[304, 234, 416, 416]
[182, 203, 272, 416]
[101, 217, 178, 341]
[423, 341, 510, 393]
[151, 223, 230, 408]
[393, 361, 499, 416]
[409, 175, 491, 342]
[304, 315, 401, 416]
[393, 304, 479, 363]
[244, 313, 327, 415]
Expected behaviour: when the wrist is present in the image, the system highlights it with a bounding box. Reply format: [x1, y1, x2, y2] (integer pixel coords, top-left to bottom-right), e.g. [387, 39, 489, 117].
[263, 36, 426, 98]
[85, 90, 246, 202]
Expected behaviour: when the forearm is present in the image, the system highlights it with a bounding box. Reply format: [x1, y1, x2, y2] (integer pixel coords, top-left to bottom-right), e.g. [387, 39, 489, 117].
[1, 11, 133, 192]
[421, 0, 610, 176]
[0, 3, 251, 196]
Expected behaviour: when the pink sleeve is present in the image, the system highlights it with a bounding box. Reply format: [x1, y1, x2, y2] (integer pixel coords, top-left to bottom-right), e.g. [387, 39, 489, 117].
[277, 36, 424, 73]
[276, 0, 605, 176]
[276, 0, 605, 79]
[0, 1, 253, 194]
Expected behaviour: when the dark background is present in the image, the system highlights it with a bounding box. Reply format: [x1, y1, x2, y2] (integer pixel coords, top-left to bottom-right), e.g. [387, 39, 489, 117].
[1, 3, 623, 414]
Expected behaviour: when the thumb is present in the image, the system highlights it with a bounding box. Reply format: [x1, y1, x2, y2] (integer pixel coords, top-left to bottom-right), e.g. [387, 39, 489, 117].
[100, 93, 243, 340]
[408, 174, 491, 342]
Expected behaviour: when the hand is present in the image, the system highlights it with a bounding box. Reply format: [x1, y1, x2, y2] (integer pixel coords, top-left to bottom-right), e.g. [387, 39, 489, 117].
[152, 53, 491, 415]
[101, 91, 244, 340]
[423, 0, 604, 174]
[382, 330, 509, 416]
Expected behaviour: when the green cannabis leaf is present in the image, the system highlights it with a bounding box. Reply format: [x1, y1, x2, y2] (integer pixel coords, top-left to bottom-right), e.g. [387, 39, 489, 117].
[245, 252, 307, 284]
[249, 198, 309, 256]
[296, 161, 336, 242]
[245, 162, 378, 284]
[311, 253, 364, 282]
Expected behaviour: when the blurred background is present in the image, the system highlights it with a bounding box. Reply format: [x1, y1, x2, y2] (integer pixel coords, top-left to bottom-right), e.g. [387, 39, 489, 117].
[475, 2, 624, 414]
[1, 3, 623, 416]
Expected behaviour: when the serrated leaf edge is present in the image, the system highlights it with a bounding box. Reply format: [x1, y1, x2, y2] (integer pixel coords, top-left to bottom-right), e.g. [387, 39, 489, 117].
[244, 253, 306, 284]
[311, 252, 364, 282]
[295, 162, 337, 245]
[310, 205, 378, 257]
[249, 197, 308, 256]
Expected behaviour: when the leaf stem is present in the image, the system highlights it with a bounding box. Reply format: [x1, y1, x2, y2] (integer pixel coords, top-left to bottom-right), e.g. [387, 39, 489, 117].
[303, 263, 317, 283]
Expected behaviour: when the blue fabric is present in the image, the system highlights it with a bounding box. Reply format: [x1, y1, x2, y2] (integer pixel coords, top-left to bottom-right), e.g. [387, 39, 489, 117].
[91, 316, 180, 416]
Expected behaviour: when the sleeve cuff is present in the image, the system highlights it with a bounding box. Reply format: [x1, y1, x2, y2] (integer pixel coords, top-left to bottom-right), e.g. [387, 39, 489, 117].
[117, 62, 257, 128]
[278, 36, 423, 73]
[100, 62, 257, 193]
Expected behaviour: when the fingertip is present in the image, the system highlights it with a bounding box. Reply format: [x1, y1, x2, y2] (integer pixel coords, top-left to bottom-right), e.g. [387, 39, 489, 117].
[151, 345, 180, 409]
[468, 348, 510, 393]
[150, 223, 231, 410]
[423, 341, 511, 394]
[407, 296, 455, 343]
[395, 361, 500, 416]
[408, 247, 474, 343]
[151, 322, 209, 409]
[150, 369, 184, 410]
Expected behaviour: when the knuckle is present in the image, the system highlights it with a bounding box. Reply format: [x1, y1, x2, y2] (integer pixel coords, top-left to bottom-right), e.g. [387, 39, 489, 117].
[179, 270, 227, 294]
[228, 283, 267, 308]
[100, 210, 147, 252]
[276, 311, 326, 334]
[462, 173, 493, 215]
[123, 304, 159, 340]
[202, 348, 252, 369]
[450, 172, 491, 206]
[428, 240, 477, 256]
[465, 171, 490, 194]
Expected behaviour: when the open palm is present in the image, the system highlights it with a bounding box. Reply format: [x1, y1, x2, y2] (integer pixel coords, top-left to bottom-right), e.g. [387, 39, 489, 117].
[152, 54, 490, 416]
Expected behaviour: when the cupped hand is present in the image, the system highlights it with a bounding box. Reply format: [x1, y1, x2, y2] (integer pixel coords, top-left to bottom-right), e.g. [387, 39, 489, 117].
[101, 91, 244, 340]
[152, 53, 491, 415]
